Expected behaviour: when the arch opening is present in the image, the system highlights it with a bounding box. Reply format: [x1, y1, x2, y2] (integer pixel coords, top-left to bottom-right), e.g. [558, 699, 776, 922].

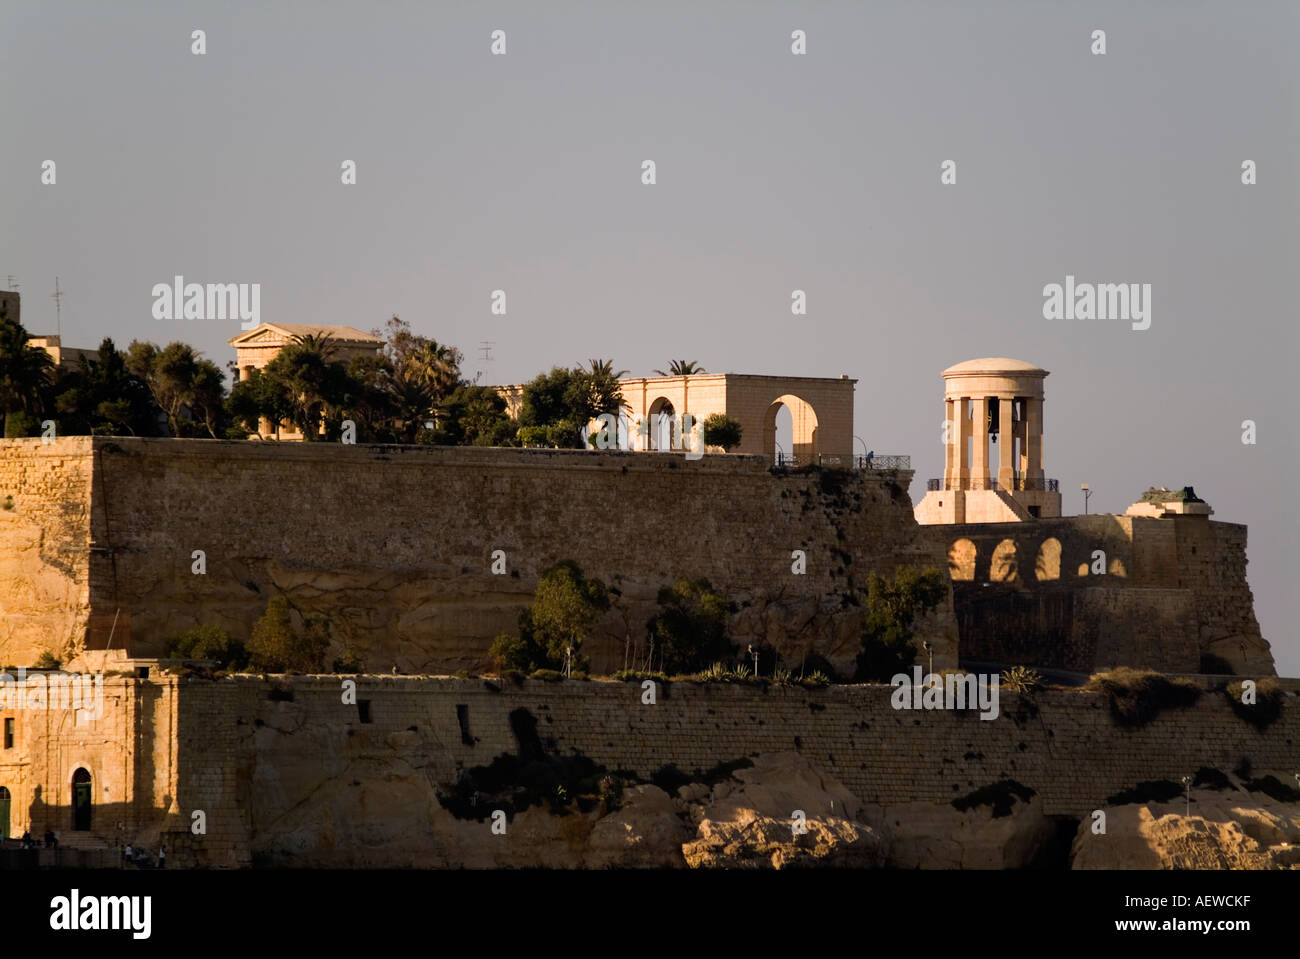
[72, 767, 92, 832]
[762, 394, 819, 464]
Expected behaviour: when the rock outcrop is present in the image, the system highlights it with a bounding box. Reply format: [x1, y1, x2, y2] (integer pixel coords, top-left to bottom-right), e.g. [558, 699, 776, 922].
[680, 752, 885, 868]
[1071, 786, 1300, 870]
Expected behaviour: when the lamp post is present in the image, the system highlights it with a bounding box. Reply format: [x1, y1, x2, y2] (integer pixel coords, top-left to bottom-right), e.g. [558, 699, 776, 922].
[1181, 775, 1192, 817]
[1081, 483, 1093, 515]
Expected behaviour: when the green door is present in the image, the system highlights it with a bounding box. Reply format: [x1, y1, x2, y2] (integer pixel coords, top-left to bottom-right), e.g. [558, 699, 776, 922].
[0, 786, 10, 839]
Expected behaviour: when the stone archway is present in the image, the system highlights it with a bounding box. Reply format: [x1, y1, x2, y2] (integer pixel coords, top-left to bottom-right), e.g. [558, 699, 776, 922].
[762, 394, 819, 464]
[647, 396, 676, 450]
[72, 767, 92, 831]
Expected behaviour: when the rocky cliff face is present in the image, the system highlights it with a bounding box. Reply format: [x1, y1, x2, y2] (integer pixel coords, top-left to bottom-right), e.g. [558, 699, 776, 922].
[238, 741, 1300, 870]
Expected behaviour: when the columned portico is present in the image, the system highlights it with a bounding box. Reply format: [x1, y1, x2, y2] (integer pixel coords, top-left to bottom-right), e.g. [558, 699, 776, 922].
[916, 358, 1061, 524]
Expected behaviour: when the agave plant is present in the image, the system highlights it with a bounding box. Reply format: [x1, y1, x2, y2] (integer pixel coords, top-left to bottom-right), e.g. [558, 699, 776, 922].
[1000, 665, 1043, 694]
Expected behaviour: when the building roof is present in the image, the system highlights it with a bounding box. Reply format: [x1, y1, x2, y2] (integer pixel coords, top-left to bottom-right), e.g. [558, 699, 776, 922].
[228, 323, 384, 347]
[942, 357, 1047, 376]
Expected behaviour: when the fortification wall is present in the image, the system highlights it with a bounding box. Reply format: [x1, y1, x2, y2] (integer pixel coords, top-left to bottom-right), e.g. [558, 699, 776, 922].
[172, 675, 1300, 867]
[927, 515, 1274, 675]
[1, 437, 957, 675]
[0, 438, 95, 664]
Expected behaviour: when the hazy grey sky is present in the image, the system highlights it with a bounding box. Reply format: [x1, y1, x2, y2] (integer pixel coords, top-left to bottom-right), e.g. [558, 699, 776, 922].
[3, 1, 1297, 672]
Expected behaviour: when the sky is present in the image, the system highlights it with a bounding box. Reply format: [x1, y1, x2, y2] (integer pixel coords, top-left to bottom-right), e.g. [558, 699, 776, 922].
[2, 1, 1297, 674]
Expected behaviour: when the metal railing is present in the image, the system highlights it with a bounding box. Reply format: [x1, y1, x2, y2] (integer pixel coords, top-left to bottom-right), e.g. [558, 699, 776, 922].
[771, 452, 911, 470]
[926, 477, 1059, 492]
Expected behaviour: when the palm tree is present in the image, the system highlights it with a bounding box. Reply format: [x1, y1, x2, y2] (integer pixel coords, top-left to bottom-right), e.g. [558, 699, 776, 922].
[586, 358, 628, 379]
[653, 360, 706, 376]
[0, 316, 55, 437]
[405, 340, 462, 402]
[290, 332, 337, 360]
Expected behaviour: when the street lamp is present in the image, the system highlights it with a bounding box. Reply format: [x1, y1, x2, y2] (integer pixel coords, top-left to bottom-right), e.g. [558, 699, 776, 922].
[1081, 483, 1093, 515]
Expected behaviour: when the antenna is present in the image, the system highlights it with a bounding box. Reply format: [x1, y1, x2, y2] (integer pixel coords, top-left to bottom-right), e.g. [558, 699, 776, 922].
[51, 276, 63, 336]
[477, 340, 495, 385]
[6, 276, 17, 291]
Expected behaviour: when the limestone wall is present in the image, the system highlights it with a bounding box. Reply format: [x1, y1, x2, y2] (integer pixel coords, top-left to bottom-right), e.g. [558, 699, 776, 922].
[0, 438, 95, 664]
[927, 515, 1274, 675]
[1, 436, 956, 675]
[171, 675, 1300, 867]
[0, 673, 181, 850]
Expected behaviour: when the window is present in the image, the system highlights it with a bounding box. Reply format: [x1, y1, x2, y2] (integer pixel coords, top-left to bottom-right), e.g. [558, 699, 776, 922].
[357, 700, 372, 724]
[3, 718, 12, 749]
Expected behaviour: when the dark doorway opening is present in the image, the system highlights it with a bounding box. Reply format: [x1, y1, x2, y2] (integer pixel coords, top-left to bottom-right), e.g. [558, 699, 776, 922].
[72, 768, 92, 831]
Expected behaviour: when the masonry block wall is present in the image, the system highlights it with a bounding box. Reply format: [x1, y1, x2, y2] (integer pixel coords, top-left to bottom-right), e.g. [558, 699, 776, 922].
[0, 674, 180, 850]
[0, 437, 95, 662]
[927, 514, 1274, 675]
[0, 436, 957, 675]
[173, 676, 1300, 867]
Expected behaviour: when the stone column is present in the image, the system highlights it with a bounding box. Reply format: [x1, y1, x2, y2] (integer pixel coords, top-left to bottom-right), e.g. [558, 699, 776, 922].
[970, 396, 989, 489]
[943, 398, 956, 483]
[1025, 396, 1044, 484]
[956, 397, 972, 488]
[998, 397, 1015, 490]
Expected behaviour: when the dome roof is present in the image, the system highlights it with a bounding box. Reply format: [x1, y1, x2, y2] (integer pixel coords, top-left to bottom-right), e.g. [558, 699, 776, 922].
[942, 357, 1047, 376]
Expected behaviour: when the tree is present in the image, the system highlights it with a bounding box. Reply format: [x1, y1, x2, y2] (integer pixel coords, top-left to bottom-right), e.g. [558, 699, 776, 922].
[52, 338, 161, 436]
[425, 384, 514, 446]
[493, 561, 610, 674]
[247, 595, 330, 673]
[702, 413, 743, 451]
[256, 334, 353, 440]
[226, 367, 294, 437]
[125, 340, 228, 437]
[653, 360, 706, 376]
[645, 578, 734, 674]
[854, 566, 948, 682]
[0, 311, 54, 437]
[517, 364, 623, 448]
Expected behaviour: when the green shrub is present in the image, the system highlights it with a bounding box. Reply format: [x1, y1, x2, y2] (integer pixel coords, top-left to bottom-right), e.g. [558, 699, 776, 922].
[1223, 678, 1284, 730]
[331, 646, 364, 674]
[165, 625, 249, 671]
[613, 669, 667, 683]
[529, 668, 564, 682]
[644, 578, 734, 674]
[799, 671, 831, 687]
[246, 595, 329, 673]
[701, 413, 743, 451]
[33, 650, 61, 670]
[1087, 668, 1202, 728]
[854, 566, 947, 682]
